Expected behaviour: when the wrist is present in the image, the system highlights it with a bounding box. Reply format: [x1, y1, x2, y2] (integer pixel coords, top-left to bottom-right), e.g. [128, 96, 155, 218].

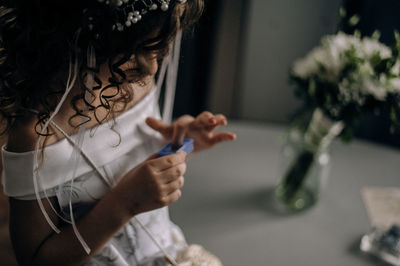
[106, 187, 137, 221]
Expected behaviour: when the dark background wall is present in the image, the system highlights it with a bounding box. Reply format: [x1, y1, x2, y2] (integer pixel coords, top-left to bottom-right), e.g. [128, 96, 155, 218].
[173, 0, 222, 117]
[343, 0, 400, 147]
[343, 0, 400, 44]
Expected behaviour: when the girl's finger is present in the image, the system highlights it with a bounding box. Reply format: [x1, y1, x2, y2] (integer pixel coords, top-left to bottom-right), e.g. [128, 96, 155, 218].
[197, 111, 216, 127]
[161, 189, 182, 205]
[148, 152, 186, 171]
[210, 132, 237, 145]
[163, 176, 184, 195]
[214, 114, 228, 126]
[159, 162, 187, 183]
[172, 115, 194, 147]
[204, 114, 227, 131]
[146, 117, 171, 136]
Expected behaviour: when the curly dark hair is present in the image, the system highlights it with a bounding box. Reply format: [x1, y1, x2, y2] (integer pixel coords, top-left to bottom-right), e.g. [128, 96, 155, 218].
[0, 0, 204, 135]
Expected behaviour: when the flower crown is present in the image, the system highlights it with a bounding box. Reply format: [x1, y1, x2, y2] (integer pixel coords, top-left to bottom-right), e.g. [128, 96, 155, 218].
[88, 0, 187, 32]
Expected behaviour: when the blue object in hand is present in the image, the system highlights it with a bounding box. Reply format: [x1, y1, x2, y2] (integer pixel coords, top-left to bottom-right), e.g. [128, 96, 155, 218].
[157, 138, 194, 157]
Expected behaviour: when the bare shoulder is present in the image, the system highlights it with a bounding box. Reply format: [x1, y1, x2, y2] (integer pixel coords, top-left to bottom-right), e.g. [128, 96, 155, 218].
[6, 117, 39, 153]
[0, 131, 7, 150]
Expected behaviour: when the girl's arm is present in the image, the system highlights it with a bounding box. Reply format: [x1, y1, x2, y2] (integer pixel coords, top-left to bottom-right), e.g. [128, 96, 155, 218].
[9, 152, 187, 266]
[10, 191, 130, 266]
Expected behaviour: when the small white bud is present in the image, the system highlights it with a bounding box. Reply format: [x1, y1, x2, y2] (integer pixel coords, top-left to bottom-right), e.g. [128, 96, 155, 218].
[161, 3, 168, 11]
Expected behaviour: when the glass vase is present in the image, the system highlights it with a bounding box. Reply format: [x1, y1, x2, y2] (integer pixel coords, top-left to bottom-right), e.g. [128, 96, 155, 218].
[274, 109, 344, 212]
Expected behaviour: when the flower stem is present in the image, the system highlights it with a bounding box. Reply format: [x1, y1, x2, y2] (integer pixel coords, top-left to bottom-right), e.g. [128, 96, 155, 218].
[279, 149, 315, 204]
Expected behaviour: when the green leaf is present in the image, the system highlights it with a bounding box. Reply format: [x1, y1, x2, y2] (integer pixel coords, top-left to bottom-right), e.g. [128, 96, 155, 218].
[395, 31, 400, 44]
[354, 30, 361, 38]
[308, 79, 316, 97]
[390, 125, 395, 134]
[341, 127, 353, 143]
[339, 7, 346, 18]
[395, 31, 400, 51]
[325, 94, 332, 106]
[391, 106, 397, 121]
[371, 30, 381, 40]
[348, 15, 360, 27]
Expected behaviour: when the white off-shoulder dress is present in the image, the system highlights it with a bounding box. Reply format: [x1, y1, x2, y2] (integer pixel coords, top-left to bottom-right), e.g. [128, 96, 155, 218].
[1, 87, 187, 265]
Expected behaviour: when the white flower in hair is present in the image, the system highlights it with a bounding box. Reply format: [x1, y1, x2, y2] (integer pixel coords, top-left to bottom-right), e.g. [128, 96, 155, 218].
[93, 0, 187, 32]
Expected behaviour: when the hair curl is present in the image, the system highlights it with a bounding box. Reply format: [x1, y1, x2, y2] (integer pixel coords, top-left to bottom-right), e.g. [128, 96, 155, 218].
[0, 0, 204, 136]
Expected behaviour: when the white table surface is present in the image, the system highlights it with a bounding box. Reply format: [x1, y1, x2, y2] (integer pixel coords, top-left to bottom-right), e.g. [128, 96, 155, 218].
[169, 121, 400, 266]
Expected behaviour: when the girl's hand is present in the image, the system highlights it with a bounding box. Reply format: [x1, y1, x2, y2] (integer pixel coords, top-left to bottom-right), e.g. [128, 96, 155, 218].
[114, 152, 186, 216]
[146, 112, 236, 153]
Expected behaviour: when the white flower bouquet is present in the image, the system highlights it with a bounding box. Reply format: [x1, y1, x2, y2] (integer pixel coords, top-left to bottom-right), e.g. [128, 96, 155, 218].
[291, 31, 400, 137]
[275, 29, 400, 211]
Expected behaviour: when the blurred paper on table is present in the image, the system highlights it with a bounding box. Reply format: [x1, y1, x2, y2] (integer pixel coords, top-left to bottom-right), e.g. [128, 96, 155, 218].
[361, 187, 400, 230]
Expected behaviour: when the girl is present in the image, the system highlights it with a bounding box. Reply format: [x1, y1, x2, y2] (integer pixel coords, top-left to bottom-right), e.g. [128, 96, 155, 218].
[0, 0, 236, 265]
